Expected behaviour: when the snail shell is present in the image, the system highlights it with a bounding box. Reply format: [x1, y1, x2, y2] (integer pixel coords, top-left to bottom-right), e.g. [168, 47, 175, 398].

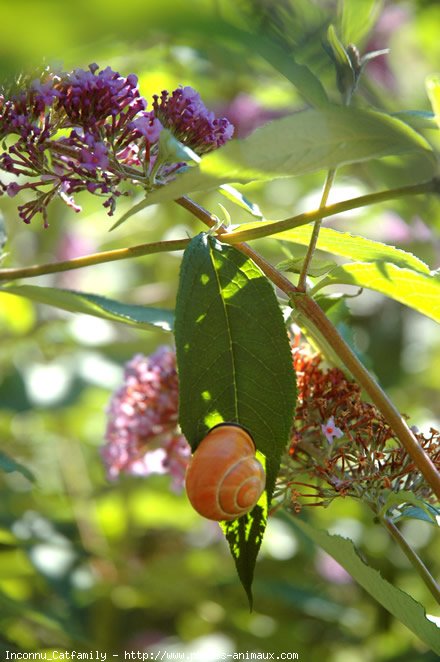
[185, 424, 266, 521]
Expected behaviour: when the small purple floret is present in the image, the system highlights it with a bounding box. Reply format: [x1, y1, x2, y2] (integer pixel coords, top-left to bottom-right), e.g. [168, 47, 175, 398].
[152, 86, 234, 154]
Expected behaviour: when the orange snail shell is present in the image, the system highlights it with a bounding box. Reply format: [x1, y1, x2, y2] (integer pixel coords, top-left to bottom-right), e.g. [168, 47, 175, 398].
[185, 424, 266, 521]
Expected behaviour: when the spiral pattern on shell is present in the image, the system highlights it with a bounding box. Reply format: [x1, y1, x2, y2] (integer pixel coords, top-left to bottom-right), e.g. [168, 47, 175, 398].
[185, 424, 266, 521]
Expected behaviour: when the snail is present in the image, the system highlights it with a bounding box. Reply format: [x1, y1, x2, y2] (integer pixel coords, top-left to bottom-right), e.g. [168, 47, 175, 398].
[185, 423, 266, 521]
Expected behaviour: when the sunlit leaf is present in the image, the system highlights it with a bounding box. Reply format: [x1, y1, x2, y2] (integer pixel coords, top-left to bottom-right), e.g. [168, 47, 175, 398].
[1, 285, 174, 332]
[271, 225, 431, 274]
[218, 185, 264, 219]
[426, 74, 440, 129]
[393, 110, 439, 131]
[130, 107, 434, 213]
[339, 0, 382, 45]
[311, 262, 440, 323]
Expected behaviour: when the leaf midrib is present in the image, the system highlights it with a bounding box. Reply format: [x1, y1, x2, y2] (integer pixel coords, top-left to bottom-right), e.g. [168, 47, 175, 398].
[209, 239, 239, 423]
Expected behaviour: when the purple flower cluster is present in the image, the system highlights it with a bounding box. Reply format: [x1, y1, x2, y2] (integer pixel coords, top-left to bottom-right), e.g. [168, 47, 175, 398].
[0, 64, 233, 227]
[153, 86, 234, 155]
[102, 346, 191, 490]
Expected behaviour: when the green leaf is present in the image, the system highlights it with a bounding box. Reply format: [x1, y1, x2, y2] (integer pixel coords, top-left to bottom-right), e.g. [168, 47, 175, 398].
[218, 185, 264, 219]
[339, 0, 382, 45]
[271, 226, 431, 274]
[426, 75, 440, 129]
[0, 450, 35, 482]
[1, 285, 174, 332]
[174, 233, 296, 603]
[393, 110, 439, 131]
[311, 262, 440, 323]
[379, 490, 440, 525]
[277, 255, 337, 278]
[0, 212, 6, 252]
[252, 34, 329, 108]
[287, 515, 440, 654]
[221, 497, 267, 609]
[392, 504, 440, 525]
[327, 24, 355, 99]
[132, 106, 434, 212]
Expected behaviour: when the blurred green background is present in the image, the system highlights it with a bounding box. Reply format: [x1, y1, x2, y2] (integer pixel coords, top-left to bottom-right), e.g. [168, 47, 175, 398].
[0, 0, 439, 659]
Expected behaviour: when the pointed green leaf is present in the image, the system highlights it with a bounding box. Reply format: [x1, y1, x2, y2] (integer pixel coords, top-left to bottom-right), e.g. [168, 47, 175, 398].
[174, 233, 296, 601]
[221, 497, 267, 608]
[271, 226, 431, 274]
[327, 24, 355, 99]
[287, 515, 440, 654]
[135, 107, 434, 211]
[0, 450, 35, 482]
[218, 185, 264, 219]
[252, 34, 329, 108]
[311, 262, 440, 323]
[379, 490, 440, 525]
[393, 110, 438, 131]
[1, 285, 174, 332]
[392, 503, 440, 525]
[426, 75, 440, 129]
[109, 197, 154, 231]
[339, 0, 382, 45]
[231, 1, 329, 107]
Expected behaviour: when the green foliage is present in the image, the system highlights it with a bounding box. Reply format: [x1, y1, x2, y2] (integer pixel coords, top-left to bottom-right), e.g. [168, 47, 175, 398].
[339, 0, 382, 46]
[288, 515, 440, 654]
[262, 225, 430, 272]
[426, 74, 440, 131]
[0, 451, 35, 483]
[218, 185, 264, 219]
[174, 233, 296, 603]
[379, 490, 440, 526]
[327, 25, 355, 101]
[312, 262, 440, 323]
[1, 285, 174, 332]
[0, 0, 440, 657]
[114, 106, 434, 223]
[248, 35, 329, 108]
[0, 213, 6, 253]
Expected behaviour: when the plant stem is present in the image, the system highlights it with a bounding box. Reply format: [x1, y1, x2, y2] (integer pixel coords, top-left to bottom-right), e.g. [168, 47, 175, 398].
[177, 196, 440, 501]
[381, 516, 440, 604]
[0, 238, 190, 282]
[298, 168, 336, 290]
[0, 179, 436, 283]
[223, 178, 437, 244]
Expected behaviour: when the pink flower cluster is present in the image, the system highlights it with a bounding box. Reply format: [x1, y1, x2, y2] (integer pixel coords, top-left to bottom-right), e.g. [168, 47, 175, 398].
[102, 346, 190, 490]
